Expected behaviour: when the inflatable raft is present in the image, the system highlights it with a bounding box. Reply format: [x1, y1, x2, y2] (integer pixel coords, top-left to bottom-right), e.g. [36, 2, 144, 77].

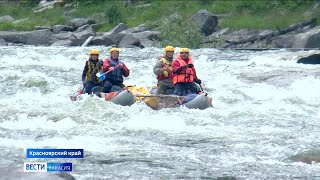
[70, 85, 213, 110]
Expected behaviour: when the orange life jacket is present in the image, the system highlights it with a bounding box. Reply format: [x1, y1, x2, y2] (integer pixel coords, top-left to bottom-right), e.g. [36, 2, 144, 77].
[172, 56, 195, 85]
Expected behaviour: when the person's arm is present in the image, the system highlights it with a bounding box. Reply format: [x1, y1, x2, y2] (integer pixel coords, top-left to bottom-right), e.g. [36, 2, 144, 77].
[192, 66, 198, 80]
[103, 60, 111, 72]
[192, 66, 202, 84]
[81, 61, 88, 82]
[153, 60, 164, 76]
[121, 62, 130, 77]
[172, 60, 185, 74]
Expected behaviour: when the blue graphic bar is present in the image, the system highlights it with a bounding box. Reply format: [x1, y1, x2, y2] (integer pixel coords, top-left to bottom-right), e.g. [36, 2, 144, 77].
[26, 149, 84, 158]
[47, 162, 72, 172]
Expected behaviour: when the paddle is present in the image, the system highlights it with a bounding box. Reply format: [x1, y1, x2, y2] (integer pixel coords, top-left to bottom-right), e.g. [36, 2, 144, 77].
[96, 64, 122, 81]
[199, 84, 204, 92]
[70, 87, 84, 101]
[135, 94, 182, 98]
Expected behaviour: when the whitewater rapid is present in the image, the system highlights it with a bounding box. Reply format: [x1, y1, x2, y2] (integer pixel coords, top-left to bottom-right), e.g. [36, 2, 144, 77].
[0, 46, 319, 179]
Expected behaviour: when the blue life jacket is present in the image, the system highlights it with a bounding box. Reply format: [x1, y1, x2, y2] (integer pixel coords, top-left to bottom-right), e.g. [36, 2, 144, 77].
[106, 58, 123, 82]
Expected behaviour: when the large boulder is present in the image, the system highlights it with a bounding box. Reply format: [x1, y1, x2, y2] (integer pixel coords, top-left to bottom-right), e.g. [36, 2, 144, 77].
[222, 29, 260, 42]
[50, 39, 73, 46]
[289, 150, 320, 164]
[131, 30, 160, 40]
[271, 35, 294, 48]
[118, 34, 140, 47]
[52, 25, 74, 34]
[0, 29, 53, 45]
[71, 25, 95, 45]
[0, 39, 7, 46]
[296, 54, 320, 64]
[0, 15, 14, 23]
[191, 9, 218, 36]
[34, 26, 53, 31]
[119, 24, 150, 35]
[140, 38, 154, 48]
[91, 23, 128, 45]
[52, 32, 75, 40]
[68, 18, 95, 30]
[108, 23, 128, 34]
[90, 21, 108, 32]
[292, 26, 320, 48]
[90, 35, 114, 46]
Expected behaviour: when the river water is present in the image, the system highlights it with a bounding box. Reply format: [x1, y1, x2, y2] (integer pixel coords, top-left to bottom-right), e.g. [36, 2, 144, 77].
[0, 46, 319, 179]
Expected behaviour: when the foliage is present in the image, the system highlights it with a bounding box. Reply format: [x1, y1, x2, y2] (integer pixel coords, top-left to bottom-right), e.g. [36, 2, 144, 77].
[158, 14, 204, 48]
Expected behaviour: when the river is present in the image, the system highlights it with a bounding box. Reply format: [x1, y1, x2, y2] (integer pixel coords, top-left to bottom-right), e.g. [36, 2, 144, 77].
[0, 46, 319, 179]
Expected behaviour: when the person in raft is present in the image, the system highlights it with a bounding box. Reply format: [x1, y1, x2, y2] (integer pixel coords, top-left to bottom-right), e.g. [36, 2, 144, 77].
[153, 46, 175, 95]
[172, 48, 202, 96]
[102, 48, 130, 93]
[81, 49, 104, 94]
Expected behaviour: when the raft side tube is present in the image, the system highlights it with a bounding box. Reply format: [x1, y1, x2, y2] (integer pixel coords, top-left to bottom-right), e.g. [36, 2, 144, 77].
[110, 90, 135, 106]
[183, 93, 212, 110]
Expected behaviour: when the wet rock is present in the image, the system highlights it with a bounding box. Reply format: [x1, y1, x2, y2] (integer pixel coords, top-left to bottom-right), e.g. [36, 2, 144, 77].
[0, 29, 53, 45]
[0, 15, 14, 23]
[68, 18, 95, 30]
[292, 26, 320, 48]
[271, 35, 294, 48]
[243, 39, 269, 48]
[90, 21, 108, 31]
[131, 30, 160, 40]
[289, 150, 320, 164]
[118, 34, 140, 47]
[108, 23, 128, 34]
[34, 26, 53, 31]
[191, 9, 218, 36]
[52, 25, 74, 34]
[119, 24, 150, 35]
[50, 39, 73, 46]
[222, 29, 260, 42]
[90, 35, 114, 46]
[121, 44, 141, 48]
[52, 32, 75, 40]
[91, 23, 128, 45]
[140, 38, 154, 48]
[72, 25, 95, 45]
[296, 54, 320, 64]
[210, 28, 231, 38]
[0, 38, 7, 46]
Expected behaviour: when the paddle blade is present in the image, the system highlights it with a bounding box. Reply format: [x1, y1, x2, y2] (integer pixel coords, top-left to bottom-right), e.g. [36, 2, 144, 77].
[96, 72, 105, 81]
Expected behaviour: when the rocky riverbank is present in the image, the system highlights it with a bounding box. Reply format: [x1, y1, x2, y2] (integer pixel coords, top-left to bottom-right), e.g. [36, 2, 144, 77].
[0, 1, 320, 49]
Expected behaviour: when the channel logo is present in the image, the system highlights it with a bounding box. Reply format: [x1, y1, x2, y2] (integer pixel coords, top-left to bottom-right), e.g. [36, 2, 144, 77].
[24, 163, 47, 172]
[24, 162, 72, 172]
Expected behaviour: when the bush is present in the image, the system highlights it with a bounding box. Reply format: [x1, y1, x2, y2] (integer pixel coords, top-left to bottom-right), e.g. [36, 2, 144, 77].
[158, 13, 204, 48]
[105, 4, 123, 25]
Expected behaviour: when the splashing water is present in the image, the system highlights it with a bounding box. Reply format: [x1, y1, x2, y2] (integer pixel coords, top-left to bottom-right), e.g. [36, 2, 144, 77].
[0, 46, 319, 179]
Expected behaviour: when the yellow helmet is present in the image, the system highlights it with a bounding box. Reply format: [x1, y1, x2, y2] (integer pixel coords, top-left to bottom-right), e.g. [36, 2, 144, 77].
[165, 46, 174, 52]
[110, 48, 120, 53]
[90, 49, 99, 55]
[180, 48, 189, 53]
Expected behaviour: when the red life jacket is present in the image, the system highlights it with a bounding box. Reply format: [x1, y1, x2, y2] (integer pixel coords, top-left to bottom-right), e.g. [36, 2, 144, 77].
[172, 56, 195, 85]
